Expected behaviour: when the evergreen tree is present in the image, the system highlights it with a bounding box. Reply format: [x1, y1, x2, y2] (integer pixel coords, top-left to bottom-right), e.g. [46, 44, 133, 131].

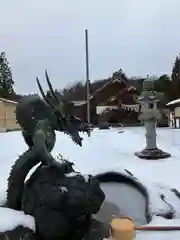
[154, 74, 172, 101]
[111, 68, 128, 82]
[171, 54, 180, 99]
[0, 52, 14, 98]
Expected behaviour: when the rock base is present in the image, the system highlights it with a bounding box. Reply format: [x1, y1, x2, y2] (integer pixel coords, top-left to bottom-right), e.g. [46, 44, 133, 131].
[84, 219, 109, 240]
[0, 226, 36, 240]
[0, 221, 109, 240]
[135, 148, 171, 160]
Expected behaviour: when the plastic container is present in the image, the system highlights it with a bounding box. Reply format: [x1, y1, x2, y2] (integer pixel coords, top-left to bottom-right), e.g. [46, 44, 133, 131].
[110, 217, 135, 240]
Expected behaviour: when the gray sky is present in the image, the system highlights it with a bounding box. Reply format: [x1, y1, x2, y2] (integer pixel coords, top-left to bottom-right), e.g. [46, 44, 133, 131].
[1, 0, 180, 94]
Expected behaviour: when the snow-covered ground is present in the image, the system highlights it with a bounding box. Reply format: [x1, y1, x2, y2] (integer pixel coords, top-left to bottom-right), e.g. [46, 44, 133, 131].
[1, 127, 180, 239]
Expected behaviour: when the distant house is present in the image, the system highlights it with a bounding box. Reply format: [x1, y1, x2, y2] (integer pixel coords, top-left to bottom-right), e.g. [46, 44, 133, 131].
[166, 99, 180, 128]
[0, 98, 20, 132]
[72, 78, 139, 124]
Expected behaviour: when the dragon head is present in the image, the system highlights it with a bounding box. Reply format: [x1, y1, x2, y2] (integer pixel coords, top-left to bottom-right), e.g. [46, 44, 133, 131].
[36, 70, 91, 146]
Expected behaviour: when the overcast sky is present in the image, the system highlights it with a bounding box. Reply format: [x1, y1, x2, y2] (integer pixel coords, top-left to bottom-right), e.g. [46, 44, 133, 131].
[1, 0, 180, 94]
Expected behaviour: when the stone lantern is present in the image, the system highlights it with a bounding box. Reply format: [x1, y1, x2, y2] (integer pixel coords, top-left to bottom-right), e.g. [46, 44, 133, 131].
[135, 80, 171, 159]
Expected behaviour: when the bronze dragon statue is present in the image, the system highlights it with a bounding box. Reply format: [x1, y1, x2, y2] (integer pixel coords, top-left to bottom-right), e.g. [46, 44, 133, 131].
[6, 71, 106, 240]
[6, 70, 92, 210]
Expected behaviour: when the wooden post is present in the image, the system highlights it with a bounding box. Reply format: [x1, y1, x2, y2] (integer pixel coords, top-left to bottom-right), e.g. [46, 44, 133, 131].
[4, 101, 6, 131]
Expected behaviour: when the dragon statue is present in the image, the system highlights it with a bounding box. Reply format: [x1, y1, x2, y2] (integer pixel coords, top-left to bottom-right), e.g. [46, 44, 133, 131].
[6, 71, 106, 240]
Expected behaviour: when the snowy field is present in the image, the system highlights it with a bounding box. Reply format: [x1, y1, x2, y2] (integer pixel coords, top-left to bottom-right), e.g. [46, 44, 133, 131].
[1, 127, 180, 239]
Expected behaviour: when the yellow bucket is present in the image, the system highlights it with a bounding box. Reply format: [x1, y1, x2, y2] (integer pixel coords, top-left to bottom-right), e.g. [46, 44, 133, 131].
[110, 217, 135, 240]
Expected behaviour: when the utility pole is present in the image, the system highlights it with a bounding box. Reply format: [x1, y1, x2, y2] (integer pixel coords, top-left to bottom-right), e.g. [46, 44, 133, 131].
[85, 29, 91, 125]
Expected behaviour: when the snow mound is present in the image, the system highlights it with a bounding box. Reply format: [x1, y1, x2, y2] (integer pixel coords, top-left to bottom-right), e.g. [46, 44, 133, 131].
[0, 207, 35, 232]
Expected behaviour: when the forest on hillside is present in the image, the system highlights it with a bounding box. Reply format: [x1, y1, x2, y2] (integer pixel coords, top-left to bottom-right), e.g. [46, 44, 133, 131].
[1, 51, 180, 103]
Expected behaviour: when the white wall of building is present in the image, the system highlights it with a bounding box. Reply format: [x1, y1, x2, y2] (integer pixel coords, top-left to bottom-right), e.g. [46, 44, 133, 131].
[96, 106, 118, 115]
[174, 106, 180, 118]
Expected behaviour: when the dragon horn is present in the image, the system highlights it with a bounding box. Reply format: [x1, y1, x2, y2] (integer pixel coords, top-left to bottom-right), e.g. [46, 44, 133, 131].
[45, 70, 67, 118]
[45, 70, 60, 104]
[36, 77, 55, 110]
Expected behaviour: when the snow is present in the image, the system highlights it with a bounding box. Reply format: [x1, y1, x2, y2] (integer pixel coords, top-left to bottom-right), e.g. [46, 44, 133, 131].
[1, 127, 180, 238]
[167, 98, 180, 106]
[0, 208, 35, 232]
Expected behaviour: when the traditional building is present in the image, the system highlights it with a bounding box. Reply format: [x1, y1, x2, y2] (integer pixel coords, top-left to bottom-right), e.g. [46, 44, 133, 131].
[166, 99, 180, 128]
[73, 78, 139, 125]
[0, 98, 20, 132]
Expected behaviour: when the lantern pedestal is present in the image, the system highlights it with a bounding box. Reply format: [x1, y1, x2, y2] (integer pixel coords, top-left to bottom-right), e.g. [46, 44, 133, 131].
[135, 148, 171, 160]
